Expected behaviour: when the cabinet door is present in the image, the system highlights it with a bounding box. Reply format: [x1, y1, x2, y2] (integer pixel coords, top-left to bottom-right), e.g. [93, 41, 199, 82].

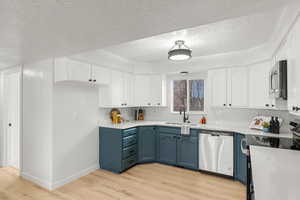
[158, 133, 177, 165]
[177, 136, 198, 169]
[150, 75, 163, 106]
[91, 65, 111, 85]
[67, 59, 91, 82]
[235, 134, 247, 184]
[288, 19, 300, 116]
[209, 69, 227, 107]
[228, 67, 248, 108]
[134, 75, 150, 106]
[123, 73, 134, 106]
[54, 58, 91, 83]
[110, 70, 124, 106]
[138, 127, 156, 162]
[248, 62, 272, 109]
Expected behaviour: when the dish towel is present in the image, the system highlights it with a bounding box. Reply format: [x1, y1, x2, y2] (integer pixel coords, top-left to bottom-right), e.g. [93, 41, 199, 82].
[181, 124, 190, 136]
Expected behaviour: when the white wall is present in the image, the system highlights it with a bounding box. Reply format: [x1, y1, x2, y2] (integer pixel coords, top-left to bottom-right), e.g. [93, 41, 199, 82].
[0, 73, 4, 165]
[52, 83, 100, 189]
[22, 59, 53, 189]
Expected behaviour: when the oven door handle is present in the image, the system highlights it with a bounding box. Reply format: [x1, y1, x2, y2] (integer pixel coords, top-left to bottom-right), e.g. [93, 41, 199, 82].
[241, 138, 249, 156]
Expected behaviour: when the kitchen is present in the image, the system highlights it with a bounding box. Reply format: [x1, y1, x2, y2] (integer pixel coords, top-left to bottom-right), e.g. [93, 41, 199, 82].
[0, 1, 300, 200]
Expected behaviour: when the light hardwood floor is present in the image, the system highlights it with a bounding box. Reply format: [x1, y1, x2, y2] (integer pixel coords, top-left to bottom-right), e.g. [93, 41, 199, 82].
[0, 164, 245, 200]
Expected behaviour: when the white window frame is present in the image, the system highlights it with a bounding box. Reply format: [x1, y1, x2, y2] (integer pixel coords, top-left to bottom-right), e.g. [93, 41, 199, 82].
[170, 78, 206, 115]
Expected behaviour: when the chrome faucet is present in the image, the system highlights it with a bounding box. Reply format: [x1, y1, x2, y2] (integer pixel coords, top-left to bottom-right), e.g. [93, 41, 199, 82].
[179, 106, 189, 123]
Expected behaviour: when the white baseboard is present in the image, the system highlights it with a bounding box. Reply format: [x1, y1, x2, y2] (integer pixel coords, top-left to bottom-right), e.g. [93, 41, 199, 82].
[21, 172, 52, 190]
[51, 163, 99, 190]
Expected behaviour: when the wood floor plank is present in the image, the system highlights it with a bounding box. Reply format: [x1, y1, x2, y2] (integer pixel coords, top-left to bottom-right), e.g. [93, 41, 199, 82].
[0, 164, 246, 200]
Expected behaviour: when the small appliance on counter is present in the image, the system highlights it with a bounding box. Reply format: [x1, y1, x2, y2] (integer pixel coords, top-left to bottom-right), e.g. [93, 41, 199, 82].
[110, 108, 122, 124]
[134, 108, 145, 121]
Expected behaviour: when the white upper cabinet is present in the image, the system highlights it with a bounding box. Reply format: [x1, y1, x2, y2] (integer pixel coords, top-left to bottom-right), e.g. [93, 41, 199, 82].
[227, 67, 248, 108]
[91, 65, 111, 85]
[98, 71, 134, 107]
[209, 67, 248, 108]
[134, 75, 151, 106]
[287, 19, 300, 116]
[55, 58, 111, 85]
[134, 74, 166, 107]
[208, 69, 227, 107]
[123, 73, 134, 107]
[248, 62, 272, 109]
[55, 58, 91, 83]
[150, 75, 166, 106]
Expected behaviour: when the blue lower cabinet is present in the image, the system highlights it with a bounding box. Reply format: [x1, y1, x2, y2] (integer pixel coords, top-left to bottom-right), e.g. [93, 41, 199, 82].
[138, 126, 156, 162]
[158, 133, 177, 165]
[157, 127, 199, 169]
[99, 127, 137, 173]
[100, 126, 199, 173]
[234, 133, 247, 184]
[177, 135, 198, 170]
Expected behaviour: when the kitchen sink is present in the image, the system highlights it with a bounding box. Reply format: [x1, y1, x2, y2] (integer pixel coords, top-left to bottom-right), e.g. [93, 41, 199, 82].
[165, 122, 197, 126]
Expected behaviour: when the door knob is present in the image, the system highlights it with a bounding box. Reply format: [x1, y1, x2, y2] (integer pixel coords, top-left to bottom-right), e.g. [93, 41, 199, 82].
[8, 123, 12, 127]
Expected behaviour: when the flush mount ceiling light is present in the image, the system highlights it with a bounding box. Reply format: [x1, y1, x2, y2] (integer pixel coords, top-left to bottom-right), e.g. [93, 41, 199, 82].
[168, 40, 192, 61]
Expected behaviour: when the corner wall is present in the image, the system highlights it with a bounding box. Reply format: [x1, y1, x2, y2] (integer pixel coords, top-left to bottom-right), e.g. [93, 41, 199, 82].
[22, 59, 53, 188]
[52, 83, 100, 189]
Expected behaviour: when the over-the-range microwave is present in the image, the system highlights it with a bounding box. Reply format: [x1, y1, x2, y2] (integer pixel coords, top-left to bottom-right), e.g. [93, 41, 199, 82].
[269, 60, 287, 100]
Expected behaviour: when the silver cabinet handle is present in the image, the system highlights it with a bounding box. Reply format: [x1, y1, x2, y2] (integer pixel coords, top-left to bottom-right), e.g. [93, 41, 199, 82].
[240, 138, 249, 156]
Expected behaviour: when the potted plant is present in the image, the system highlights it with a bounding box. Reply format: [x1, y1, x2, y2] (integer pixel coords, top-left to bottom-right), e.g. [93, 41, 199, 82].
[262, 122, 270, 132]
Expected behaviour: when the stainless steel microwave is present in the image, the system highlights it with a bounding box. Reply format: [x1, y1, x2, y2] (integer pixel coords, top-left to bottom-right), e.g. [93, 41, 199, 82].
[269, 60, 287, 100]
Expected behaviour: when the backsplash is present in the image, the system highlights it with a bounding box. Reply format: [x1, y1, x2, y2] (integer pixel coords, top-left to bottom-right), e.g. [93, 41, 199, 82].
[143, 106, 293, 132]
[98, 107, 135, 123]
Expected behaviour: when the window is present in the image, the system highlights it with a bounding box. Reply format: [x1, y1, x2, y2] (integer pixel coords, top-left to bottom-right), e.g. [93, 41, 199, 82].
[171, 79, 205, 113]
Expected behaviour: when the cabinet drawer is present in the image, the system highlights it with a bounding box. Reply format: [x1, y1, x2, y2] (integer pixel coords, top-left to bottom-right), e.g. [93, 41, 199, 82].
[123, 128, 137, 138]
[122, 145, 137, 159]
[123, 135, 137, 148]
[158, 127, 180, 135]
[122, 154, 137, 170]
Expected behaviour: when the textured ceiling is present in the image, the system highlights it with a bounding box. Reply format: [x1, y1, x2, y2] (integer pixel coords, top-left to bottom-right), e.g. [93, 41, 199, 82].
[0, 0, 297, 68]
[103, 8, 283, 63]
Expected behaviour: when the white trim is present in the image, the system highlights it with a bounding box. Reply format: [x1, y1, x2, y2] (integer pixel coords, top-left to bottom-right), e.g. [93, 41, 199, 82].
[21, 172, 52, 190]
[21, 163, 99, 190]
[50, 163, 99, 190]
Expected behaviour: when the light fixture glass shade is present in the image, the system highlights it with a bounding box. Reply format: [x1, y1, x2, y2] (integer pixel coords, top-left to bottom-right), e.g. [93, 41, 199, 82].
[168, 40, 192, 61]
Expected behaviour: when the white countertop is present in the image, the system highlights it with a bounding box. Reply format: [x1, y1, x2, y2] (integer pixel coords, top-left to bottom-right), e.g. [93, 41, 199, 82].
[99, 121, 293, 138]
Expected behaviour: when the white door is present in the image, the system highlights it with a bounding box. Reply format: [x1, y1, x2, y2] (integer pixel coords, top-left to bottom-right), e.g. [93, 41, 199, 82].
[227, 67, 248, 108]
[209, 69, 227, 107]
[150, 75, 163, 106]
[91, 65, 111, 85]
[110, 70, 124, 107]
[3, 72, 20, 169]
[123, 73, 134, 106]
[67, 59, 91, 83]
[248, 62, 272, 109]
[134, 75, 150, 106]
[288, 19, 300, 116]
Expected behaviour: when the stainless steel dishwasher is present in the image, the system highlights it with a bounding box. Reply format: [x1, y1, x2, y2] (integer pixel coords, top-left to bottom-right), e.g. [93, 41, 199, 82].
[199, 130, 234, 176]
